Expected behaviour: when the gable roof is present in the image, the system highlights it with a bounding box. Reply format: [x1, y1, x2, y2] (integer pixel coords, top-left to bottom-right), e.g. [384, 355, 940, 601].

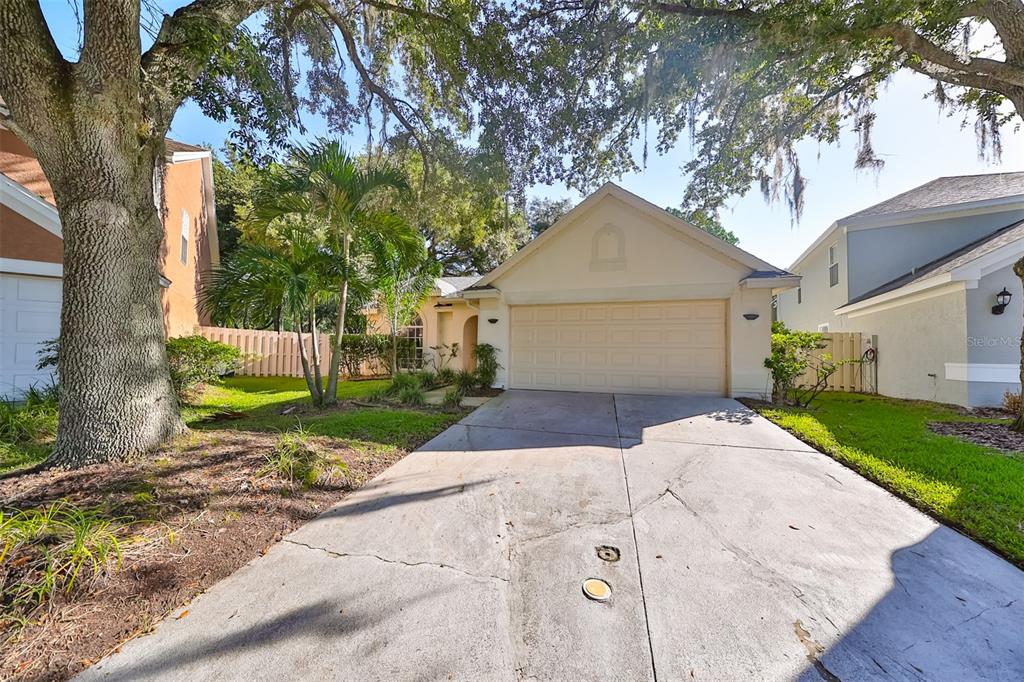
[789, 170, 1024, 272]
[473, 182, 791, 289]
[842, 172, 1024, 221]
[436, 276, 481, 296]
[842, 217, 1024, 308]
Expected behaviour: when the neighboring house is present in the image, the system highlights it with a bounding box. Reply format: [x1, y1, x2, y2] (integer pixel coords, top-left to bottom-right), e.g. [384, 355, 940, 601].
[776, 171, 1024, 407]
[372, 183, 798, 397]
[0, 125, 220, 397]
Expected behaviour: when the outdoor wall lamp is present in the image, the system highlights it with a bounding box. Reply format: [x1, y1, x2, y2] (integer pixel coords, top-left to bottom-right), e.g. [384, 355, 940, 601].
[992, 287, 1013, 315]
[487, 318, 499, 324]
[743, 313, 760, 321]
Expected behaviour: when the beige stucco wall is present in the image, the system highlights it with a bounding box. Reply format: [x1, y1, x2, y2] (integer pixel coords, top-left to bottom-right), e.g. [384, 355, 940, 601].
[775, 227, 851, 332]
[474, 192, 775, 397]
[367, 295, 480, 372]
[846, 287, 968, 405]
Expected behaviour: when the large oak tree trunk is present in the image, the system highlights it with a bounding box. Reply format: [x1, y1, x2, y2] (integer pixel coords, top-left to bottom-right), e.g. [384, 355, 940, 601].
[45, 137, 184, 467]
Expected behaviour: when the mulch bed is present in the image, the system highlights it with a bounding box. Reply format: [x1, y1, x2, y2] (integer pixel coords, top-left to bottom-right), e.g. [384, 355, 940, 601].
[928, 421, 1024, 455]
[0, 430, 410, 681]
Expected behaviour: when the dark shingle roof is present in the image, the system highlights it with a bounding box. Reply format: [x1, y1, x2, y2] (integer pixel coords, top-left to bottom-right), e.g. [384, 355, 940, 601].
[842, 172, 1024, 222]
[165, 139, 208, 154]
[846, 218, 1024, 305]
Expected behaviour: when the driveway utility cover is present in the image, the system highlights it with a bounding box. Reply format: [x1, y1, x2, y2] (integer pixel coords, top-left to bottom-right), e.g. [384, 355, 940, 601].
[79, 390, 1024, 681]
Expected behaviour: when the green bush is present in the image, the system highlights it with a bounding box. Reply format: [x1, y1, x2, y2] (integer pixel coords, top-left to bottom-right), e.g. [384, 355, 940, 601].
[441, 388, 463, 409]
[0, 501, 126, 609]
[454, 370, 477, 394]
[473, 343, 501, 388]
[167, 335, 244, 403]
[396, 385, 426, 407]
[260, 429, 348, 488]
[0, 385, 58, 446]
[437, 368, 457, 386]
[386, 372, 421, 396]
[763, 321, 825, 405]
[414, 370, 439, 390]
[338, 334, 391, 377]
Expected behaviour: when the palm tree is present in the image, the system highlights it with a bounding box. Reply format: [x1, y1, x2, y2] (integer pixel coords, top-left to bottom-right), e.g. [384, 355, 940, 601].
[368, 225, 441, 373]
[201, 226, 335, 405]
[251, 140, 415, 404]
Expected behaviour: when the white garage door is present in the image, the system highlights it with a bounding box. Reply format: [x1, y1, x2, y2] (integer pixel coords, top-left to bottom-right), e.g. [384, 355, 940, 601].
[509, 300, 727, 395]
[0, 273, 61, 398]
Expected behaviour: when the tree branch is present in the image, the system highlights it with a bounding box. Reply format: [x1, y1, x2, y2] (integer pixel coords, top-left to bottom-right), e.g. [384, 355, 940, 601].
[644, 1, 755, 20]
[868, 22, 1024, 88]
[313, 0, 431, 182]
[0, 0, 70, 145]
[140, 0, 267, 135]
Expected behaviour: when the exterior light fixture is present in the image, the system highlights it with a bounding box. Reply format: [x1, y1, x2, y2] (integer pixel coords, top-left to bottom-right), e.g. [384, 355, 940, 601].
[743, 313, 760, 321]
[992, 288, 1013, 315]
[487, 318, 498, 324]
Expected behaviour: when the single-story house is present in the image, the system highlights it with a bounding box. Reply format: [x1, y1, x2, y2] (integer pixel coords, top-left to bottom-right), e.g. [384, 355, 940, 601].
[776, 171, 1024, 407]
[0, 120, 220, 397]
[370, 182, 799, 397]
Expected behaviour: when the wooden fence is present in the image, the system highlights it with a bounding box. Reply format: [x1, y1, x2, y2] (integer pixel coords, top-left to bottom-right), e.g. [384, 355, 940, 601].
[197, 326, 331, 378]
[799, 332, 867, 393]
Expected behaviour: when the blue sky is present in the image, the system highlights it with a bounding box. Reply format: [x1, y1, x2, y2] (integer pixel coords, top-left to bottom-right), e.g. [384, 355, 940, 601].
[42, 2, 1024, 269]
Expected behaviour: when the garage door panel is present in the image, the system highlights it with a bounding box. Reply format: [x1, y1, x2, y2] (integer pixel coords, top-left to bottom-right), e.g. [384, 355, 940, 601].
[510, 301, 726, 396]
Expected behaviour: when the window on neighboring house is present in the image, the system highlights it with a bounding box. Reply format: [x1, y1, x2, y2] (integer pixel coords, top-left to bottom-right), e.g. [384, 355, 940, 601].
[180, 209, 190, 265]
[828, 243, 839, 288]
[398, 314, 424, 369]
[797, 287, 802, 304]
[817, 323, 830, 333]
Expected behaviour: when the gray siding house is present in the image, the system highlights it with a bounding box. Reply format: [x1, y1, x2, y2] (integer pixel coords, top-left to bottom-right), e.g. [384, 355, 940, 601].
[776, 172, 1024, 407]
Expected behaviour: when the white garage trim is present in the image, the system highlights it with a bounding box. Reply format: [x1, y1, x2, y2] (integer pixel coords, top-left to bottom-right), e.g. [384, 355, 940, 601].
[0, 173, 61, 237]
[509, 300, 727, 396]
[0, 258, 63, 278]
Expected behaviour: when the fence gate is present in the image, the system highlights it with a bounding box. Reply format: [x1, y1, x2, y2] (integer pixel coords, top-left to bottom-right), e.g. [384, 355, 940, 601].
[799, 332, 869, 393]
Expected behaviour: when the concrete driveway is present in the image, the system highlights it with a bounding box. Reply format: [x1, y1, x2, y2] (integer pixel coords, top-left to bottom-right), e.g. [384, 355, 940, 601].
[80, 391, 1024, 681]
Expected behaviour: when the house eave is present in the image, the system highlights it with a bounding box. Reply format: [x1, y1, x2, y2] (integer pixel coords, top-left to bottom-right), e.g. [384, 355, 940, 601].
[0, 172, 61, 238]
[740, 274, 800, 291]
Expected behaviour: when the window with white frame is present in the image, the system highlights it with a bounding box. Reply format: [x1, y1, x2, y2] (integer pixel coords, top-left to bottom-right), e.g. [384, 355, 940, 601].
[180, 209, 190, 265]
[817, 323, 830, 332]
[398, 314, 424, 369]
[828, 243, 839, 287]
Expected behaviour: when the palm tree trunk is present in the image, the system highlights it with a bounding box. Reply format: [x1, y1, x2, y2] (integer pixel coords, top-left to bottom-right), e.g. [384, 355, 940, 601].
[309, 310, 324, 399]
[325, 232, 351, 404]
[295, 319, 321, 406]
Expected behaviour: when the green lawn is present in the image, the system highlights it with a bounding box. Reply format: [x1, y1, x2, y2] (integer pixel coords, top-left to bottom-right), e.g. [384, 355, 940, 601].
[188, 377, 456, 452]
[1, 376, 458, 472]
[751, 392, 1024, 567]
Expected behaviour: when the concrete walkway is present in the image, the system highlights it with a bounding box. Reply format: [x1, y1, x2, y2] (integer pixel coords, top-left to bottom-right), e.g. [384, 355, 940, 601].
[80, 391, 1024, 681]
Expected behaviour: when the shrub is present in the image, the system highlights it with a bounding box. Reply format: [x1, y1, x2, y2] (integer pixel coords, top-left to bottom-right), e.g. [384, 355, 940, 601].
[1003, 390, 1022, 415]
[0, 385, 58, 446]
[454, 369, 477, 394]
[437, 368, 457, 386]
[441, 388, 463, 409]
[260, 429, 347, 488]
[414, 370, 439, 390]
[0, 501, 126, 608]
[396, 385, 426, 407]
[473, 343, 501, 388]
[763, 322, 826, 405]
[166, 335, 244, 403]
[338, 334, 391, 377]
[386, 372, 421, 396]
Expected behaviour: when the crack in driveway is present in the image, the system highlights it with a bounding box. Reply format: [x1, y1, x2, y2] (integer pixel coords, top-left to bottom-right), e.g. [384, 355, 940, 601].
[284, 539, 510, 584]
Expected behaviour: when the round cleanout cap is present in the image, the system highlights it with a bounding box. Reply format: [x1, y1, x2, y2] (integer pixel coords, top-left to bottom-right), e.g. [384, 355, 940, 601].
[582, 578, 612, 602]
